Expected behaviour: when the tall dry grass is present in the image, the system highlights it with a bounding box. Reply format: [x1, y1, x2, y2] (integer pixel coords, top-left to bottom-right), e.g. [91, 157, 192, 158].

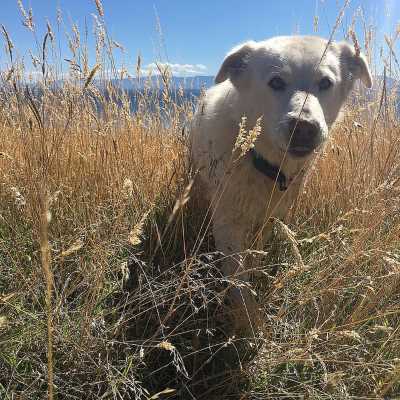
[1, 1, 400, 399]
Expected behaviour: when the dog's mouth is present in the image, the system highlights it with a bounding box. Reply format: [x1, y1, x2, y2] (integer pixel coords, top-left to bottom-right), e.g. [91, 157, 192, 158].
[287, 145, 316, 158]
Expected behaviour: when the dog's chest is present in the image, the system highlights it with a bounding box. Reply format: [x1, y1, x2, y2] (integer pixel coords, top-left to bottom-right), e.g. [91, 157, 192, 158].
[221, 163, 301, 225]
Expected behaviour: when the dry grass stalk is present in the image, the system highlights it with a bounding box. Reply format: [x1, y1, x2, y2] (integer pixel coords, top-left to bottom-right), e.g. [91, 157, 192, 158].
[83, 63, 101, 90]
[349, 28, 361, 57]
[60, 238, 84, 258]
[39, 194, 54, 400]
[273, 218, 305, 271]
[94, 0, 104, 17]
[129, 210, 151, 246]
[17, 0, 35, 31]
[233, 116, 263, 160]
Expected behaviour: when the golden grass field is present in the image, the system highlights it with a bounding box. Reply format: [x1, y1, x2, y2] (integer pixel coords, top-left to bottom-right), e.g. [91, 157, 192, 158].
[1, 1, 400, 399]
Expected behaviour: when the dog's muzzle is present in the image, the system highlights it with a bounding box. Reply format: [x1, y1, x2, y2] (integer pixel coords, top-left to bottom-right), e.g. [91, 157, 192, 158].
[287, 118, 323, 157]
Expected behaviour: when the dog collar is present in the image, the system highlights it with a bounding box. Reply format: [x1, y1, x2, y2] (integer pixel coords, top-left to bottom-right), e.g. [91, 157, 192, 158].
[250, 149, 288, 191]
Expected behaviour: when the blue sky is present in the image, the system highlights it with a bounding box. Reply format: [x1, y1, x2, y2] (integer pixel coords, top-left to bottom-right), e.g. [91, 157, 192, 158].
[1, 0, 399, 76]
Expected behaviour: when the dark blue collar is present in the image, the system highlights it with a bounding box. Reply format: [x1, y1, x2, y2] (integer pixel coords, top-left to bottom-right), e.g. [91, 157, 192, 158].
[250, 149, 287, 191]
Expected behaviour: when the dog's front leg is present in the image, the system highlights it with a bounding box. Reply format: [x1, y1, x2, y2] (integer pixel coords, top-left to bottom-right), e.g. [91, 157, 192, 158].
[212, 214, 250, 281]
[212, 212, 261, 332]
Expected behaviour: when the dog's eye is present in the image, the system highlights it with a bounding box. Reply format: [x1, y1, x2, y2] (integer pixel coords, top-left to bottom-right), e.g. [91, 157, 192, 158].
[319, 77, 333, 91]
[268, 76, 286, 91]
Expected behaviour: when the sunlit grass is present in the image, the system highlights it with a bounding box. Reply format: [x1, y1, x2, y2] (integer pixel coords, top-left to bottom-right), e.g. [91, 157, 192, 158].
[1, 1, 400, 399]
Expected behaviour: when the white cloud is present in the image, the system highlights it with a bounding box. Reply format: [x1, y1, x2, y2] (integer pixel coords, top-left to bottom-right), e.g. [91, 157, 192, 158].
[142, 62, 208, 77]
[22, 62, 209, 82]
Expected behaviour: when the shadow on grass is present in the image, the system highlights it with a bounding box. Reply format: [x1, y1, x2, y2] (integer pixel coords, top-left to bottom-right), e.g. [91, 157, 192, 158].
[110, 195, 262, 399]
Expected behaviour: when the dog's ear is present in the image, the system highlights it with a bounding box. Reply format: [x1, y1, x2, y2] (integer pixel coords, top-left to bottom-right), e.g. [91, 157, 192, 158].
[338, 42, 373, 88]
[215, 41, 256, 85]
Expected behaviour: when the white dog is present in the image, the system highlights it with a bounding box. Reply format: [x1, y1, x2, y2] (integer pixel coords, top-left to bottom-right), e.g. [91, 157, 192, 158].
[190, 36, 372, 319]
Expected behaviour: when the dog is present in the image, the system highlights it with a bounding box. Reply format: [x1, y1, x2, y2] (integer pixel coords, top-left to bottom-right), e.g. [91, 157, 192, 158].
[190, 36, 372, 326]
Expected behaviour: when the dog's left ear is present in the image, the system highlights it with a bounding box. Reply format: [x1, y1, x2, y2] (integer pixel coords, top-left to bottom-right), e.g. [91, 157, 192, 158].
[215, 41, 257, 85]
[338, 42, 373, 88]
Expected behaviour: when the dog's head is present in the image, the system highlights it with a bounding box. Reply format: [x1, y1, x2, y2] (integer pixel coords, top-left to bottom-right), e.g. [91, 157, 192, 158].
[215, 36, 372, 160]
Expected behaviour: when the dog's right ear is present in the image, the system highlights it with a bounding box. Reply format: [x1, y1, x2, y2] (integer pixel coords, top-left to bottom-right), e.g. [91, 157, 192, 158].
[215, 41, 256, 85]
[338, 42, 373, 88]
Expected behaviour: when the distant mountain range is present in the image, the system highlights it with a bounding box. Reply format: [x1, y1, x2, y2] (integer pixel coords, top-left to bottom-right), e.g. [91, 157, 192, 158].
[108, 75, 215, 90]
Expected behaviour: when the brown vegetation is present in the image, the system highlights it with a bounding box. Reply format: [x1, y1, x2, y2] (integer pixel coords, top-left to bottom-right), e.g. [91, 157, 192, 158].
[1, 2, 400, 399]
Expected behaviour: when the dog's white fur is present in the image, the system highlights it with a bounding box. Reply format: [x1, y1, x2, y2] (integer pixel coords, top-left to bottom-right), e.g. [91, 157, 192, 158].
[191, 36, 372, 286]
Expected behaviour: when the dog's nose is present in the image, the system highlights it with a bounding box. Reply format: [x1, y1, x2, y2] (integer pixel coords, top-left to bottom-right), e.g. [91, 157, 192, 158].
[287, 118, 321, 157]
